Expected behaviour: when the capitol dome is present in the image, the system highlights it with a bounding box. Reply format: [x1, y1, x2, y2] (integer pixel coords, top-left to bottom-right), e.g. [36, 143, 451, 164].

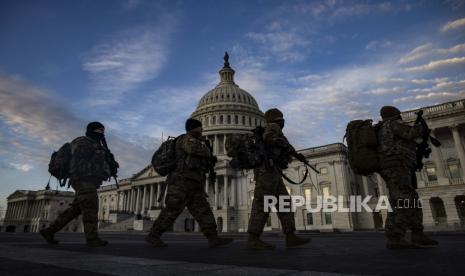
[191, 52, 264, 156]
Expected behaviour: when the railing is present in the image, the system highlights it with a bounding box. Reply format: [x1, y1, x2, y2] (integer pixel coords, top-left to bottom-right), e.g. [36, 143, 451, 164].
[426, 180, 438, 187]
[450, 178, 465, 185]
[300, 143, 347, 154]
[402, 99, 465, 121]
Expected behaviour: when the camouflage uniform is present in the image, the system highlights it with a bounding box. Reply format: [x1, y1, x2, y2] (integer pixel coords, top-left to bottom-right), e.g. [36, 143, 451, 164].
[248, 122, 296, 236]
[149, 134, 218, 237]
[45, 136, 110, 241]
[377, 118, 425, 239]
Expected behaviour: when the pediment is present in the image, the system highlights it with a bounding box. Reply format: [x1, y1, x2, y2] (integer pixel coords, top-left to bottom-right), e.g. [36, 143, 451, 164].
[132, 165, 158, 180]
[7, 190, 30, 200]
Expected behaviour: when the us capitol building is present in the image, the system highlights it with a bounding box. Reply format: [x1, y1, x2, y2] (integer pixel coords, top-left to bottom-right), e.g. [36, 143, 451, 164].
[2, 55, 465, 233]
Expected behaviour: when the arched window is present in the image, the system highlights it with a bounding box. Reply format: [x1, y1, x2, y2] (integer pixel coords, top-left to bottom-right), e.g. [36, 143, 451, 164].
[455, 195, 465, 225]
[220, 115, 223, 124]
[227, 115, 231, 124]
[235, 115, 238, 124]
[430, 197, 447, 225]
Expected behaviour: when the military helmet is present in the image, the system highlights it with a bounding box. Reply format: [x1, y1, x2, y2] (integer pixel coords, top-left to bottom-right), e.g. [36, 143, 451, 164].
[87, 121, 105, 132]
[185, 118, 202, 132]
[264, 108, 284, 123]
[380, 106, 401, 120]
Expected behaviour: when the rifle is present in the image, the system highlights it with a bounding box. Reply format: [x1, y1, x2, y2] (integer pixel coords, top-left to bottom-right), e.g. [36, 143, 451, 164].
[204, 139, 217, 188]
[294, 152, 320, 174]
[102, 136, 120, 189]
[414, 110, 441, 171]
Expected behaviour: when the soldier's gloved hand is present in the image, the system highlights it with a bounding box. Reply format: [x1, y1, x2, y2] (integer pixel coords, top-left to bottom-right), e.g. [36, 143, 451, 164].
[295, 153, 307, 163]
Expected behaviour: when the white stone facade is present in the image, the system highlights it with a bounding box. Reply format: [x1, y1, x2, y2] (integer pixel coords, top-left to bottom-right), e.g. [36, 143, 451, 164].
[401, 100, 465, 231]
[2, 189, 81, 233]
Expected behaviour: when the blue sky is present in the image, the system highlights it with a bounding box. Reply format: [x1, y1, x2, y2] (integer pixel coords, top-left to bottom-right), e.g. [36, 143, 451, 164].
[1, 0, 465, 208]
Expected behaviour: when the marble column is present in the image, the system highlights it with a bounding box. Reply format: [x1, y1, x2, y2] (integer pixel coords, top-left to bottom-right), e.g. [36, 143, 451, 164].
[123, 192, 127, 211]
[156, 184, 161, 207]
[231, 177, 236, 207]
[135, 187, 141, 215]
[19, 202, 23, 218]
[142, 185, 147, 214]
[16, 202, 20, 218]
[121, 192, 125, 212]
[130, 189, 135, 212]
[126, 191, 130, 211]
[116, 192, 120, 212]
[214, 135, 218, 155]
[223, 175, 228, 208]
[214, 178, 219, 209]
[430, 136, 446, 178]
[36, 201, 40, 219]
[451, 126, 465, 178]
[149, 184, 154, 209]
[11, 203, 15, 218]
[126, 191, 130, 212]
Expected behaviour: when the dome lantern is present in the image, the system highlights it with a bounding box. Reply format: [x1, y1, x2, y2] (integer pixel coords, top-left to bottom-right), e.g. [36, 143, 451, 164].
[219, 52, 235, 84]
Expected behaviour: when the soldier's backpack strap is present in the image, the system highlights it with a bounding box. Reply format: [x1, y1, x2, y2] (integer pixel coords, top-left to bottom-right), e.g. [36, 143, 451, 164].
[278, 165, 309, 185]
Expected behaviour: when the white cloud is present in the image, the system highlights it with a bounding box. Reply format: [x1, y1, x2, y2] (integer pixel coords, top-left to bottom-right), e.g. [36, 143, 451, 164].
[10, 163, 33, 172]
[82, 18, 176, 105]
[394, 91, 465, 104]
[405, 56, 465, 73]
[0, 74, 153, 178]
[246, 31, 311, 62]
[399, 43, 433, 64]
[434, 79, 465, 90]
[441, 17, 465, 32]
[400, 43, 465, 64]
[365, 40, 392, 51]
[369, 87, 403, 95]
[437, 43, 465, 54]
[293, 1, 412, 21]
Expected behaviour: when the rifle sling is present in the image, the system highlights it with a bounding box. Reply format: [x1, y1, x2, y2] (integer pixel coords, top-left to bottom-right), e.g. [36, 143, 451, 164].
[278, 164, 309, 185]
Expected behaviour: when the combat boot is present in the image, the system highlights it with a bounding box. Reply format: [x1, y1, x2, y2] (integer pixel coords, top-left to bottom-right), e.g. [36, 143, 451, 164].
[39, 228, 59, 245]
[145, 234, 168, 247]
[207, 234, 233, 248]
[86, 237, 108, 247]
[386, 237, 420, 250]
[411, 231, 438, 246]
[286, 232, 311, 248]
[247, 234, 276, 250]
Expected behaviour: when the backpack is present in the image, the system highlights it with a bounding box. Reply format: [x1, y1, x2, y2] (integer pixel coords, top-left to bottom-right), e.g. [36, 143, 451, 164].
[151, 136, 181, 176]
[345, 120, 380, 175]
[48, 142, 72, 187]
[225, 126, 267, 170]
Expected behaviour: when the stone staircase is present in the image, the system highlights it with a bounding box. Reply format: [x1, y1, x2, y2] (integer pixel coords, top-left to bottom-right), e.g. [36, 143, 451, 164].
[99, 215, 136, 232]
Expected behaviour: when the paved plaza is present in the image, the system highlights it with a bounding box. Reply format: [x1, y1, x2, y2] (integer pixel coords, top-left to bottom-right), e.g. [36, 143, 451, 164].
[0, 231, 464, 275]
